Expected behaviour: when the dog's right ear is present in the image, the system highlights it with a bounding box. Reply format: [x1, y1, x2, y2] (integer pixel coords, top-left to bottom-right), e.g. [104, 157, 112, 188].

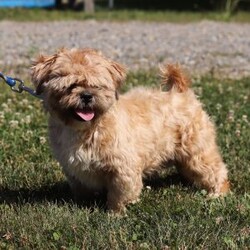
[109, 61, 127, 89]
[31, 53, 58, 94]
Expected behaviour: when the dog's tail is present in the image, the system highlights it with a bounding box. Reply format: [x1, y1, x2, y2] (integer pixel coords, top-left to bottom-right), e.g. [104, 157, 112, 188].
[160, 64, 190, 93]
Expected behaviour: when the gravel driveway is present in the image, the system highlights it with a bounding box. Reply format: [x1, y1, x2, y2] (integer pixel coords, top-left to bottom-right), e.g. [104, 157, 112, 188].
[0, 20, 249, 78]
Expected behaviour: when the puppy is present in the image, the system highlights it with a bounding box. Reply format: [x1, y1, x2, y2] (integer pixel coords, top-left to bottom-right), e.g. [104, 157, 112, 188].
[31, 48, 229, 213]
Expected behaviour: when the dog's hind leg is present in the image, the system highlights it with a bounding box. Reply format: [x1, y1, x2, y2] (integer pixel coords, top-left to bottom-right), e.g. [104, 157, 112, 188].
[177, 149, 229, 196]
[175, 120, 229, 196]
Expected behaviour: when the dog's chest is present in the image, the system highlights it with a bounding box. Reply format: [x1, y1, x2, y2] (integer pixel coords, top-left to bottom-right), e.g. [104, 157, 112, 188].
[67, 143, 102, 171]
[50, 126, 103, 175]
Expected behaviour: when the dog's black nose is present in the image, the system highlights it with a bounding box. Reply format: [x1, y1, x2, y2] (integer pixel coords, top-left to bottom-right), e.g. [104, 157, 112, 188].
[81, 92, 93, 104]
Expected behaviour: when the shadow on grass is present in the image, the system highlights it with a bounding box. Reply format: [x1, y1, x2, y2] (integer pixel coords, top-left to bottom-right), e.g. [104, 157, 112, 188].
[0, 171, 191, 210]
[0, 181, 108, 211]
[144, 172, 190, 190]
[0, 181, 72, 205]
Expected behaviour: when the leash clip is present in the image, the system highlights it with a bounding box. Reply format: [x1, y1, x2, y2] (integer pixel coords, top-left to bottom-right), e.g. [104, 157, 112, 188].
[10, 78, 24, 93]
[0, 72, 42, 99]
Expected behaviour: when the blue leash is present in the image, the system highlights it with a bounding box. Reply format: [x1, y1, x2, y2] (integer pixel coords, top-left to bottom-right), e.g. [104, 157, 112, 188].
[0, 72, 42, 99]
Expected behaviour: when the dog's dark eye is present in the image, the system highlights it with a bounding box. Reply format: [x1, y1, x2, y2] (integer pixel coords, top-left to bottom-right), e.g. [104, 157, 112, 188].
[94, 86, 103, 90]
[67, 83, 78, 92]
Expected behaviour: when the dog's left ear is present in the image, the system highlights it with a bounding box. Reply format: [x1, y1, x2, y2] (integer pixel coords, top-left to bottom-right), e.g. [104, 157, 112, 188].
[109, 61, 127, 89]
[31, 53, 58, 94]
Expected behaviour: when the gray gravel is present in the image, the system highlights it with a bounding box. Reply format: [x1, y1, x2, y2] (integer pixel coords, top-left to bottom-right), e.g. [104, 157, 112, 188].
[0, 20, 250, 78]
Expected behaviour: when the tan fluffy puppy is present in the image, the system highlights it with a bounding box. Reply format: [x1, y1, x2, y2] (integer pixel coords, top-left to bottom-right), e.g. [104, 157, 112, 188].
[31, 48, 229, 213]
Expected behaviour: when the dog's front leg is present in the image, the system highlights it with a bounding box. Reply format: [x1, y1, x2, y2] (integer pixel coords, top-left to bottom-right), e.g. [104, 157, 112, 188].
[106, 170, 143, 213]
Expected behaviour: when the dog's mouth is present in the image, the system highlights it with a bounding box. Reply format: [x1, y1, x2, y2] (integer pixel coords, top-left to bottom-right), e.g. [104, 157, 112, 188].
[74, 108, 95, 122]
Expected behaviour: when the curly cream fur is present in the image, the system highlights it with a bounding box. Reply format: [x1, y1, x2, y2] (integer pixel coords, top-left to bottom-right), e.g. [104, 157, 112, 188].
[31, 48, 229, 212]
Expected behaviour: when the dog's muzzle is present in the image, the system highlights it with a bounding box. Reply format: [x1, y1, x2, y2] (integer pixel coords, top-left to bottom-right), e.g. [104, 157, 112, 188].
[81, 92, 93, 105]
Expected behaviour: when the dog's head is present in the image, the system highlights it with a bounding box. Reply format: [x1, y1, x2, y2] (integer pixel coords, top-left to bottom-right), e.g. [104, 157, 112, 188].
[31, 48, 126, 127]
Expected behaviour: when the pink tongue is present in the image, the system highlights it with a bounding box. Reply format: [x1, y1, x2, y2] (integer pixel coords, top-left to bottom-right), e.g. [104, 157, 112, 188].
[76, 110, 95, 121]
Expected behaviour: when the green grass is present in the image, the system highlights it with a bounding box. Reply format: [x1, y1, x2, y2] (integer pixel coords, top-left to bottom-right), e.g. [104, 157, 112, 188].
[0, 8, 250, 22]
[0, 70, 250, 249]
